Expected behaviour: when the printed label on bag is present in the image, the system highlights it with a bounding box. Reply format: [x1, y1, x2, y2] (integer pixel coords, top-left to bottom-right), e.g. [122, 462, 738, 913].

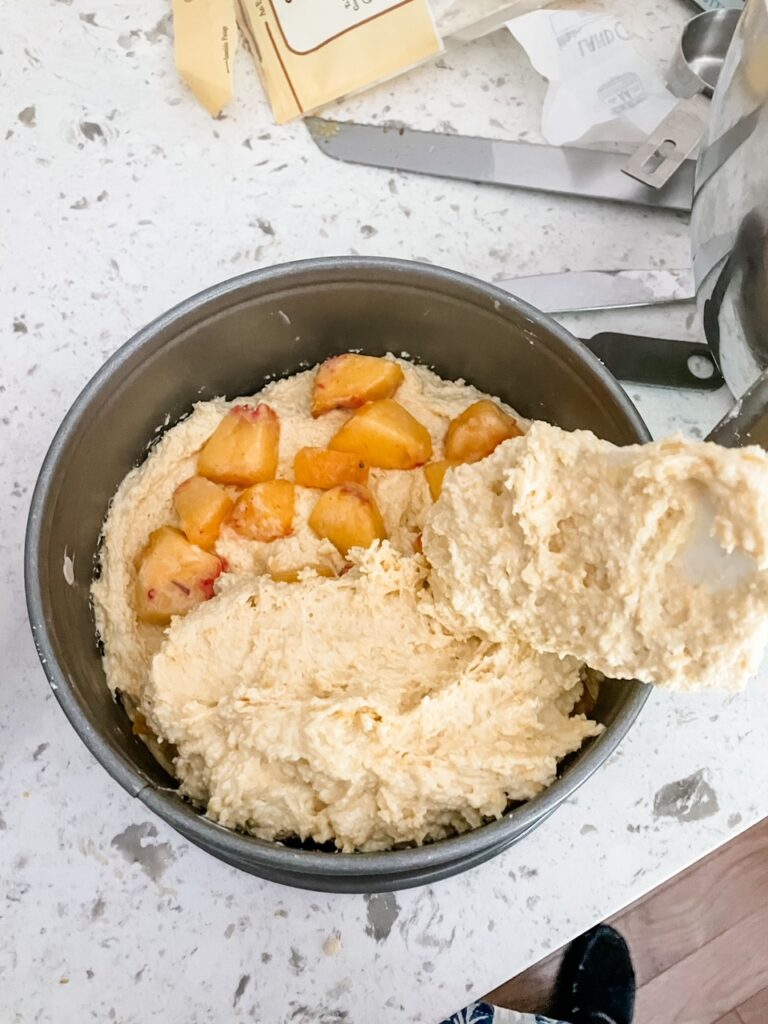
[237, 0, 441, 122]
[272, 0, 409, 54]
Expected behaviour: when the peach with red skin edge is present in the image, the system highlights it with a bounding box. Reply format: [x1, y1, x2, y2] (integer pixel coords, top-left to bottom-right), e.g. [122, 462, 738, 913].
[311, 355, 405, 417]
[134, 526, 223, 625]
[197, 403, 279, 487]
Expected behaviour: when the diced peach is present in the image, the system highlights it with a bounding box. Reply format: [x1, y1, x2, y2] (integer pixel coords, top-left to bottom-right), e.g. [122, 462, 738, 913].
[444, 400, 523, 464]
[228, 480, 295, 542]
[293, 447, 369, 490]
[131, 710, 151, 737]
[423, 459, 457, 501]
[308, 484, 387, 555]
[270, 564, 337, 583]
[198, 404, 279, 486]
[173, 475, 234, 549]
[573, 672, 600, 717]
[329, 399, 432, 470]
[134, 526, 223, 625]
[312, 354, 404, 417]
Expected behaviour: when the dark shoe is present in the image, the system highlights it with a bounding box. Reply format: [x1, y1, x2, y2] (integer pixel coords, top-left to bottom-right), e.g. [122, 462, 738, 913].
[549, 924, 635, 1024]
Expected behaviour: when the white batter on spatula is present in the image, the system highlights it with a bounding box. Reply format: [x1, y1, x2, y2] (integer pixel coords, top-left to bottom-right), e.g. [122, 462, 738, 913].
[424, 422, 768, 692]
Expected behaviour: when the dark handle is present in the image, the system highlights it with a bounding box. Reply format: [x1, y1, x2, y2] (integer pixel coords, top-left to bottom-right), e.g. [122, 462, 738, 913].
[580, 331, 725, 390]
[707, 369, 768, 447]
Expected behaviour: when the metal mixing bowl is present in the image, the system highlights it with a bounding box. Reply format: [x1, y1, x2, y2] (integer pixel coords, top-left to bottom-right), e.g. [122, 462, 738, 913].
[25, 257, 651, 892]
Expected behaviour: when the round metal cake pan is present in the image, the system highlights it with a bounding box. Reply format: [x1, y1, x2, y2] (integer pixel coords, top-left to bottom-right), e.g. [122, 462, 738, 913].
[25, 256, 651, 892]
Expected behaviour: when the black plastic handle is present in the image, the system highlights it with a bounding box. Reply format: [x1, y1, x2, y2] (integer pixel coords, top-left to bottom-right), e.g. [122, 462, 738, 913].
[707, 368, 768, 446]
[580, 332, 725, 390]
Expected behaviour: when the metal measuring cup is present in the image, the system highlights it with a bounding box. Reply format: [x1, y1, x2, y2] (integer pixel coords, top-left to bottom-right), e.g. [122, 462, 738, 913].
[622, 9, 740, 190]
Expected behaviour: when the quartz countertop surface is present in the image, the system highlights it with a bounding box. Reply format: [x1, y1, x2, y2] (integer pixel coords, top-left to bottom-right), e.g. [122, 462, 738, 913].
[2, 1, 764, 1021]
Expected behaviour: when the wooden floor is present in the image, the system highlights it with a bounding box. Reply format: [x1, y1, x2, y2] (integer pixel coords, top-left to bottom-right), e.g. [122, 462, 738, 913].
[486, 818, 768, 1024]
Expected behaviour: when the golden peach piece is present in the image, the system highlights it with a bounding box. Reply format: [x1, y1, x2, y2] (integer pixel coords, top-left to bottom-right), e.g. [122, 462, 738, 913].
[312, 354, 405, 417]
[173, 475, 234, 549]
[329, 399, 432, 470]
[228, 480, 295, 542]
[423, 459, 457, 501]
[270, 564, 337, 583]
[573, 671, 601, 718]
[444, 399, 522, 464]
[134, 526, 223, 625]
[293, 447, 369, 490]
[308, 483, 387, 555]
[198, 404, 279, 486]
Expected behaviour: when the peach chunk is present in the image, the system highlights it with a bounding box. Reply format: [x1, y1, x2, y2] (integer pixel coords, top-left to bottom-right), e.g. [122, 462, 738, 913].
[312, 354, 404, 417]
[173, 475, 234, 549]
[294, 447, 369, 490]
[329, 399, 432, 470]
[228, 480, 295, 542]
[423, 459, 457, 501]
[198, 404, 279, 486]
[270, 564, 337, 583]
[573, 672, 600, 718]
[134, 526, 223, 625]
[444, 399, 522, 464]
[308, 484, 387, 555]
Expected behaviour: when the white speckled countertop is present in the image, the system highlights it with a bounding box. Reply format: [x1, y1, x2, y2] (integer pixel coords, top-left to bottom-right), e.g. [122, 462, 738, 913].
[2, 1, 766, 1021]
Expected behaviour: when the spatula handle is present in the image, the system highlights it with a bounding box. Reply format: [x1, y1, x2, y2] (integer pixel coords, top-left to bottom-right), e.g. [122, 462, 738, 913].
[707, 369, 768, 446]
[581, 332, 724, 390]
